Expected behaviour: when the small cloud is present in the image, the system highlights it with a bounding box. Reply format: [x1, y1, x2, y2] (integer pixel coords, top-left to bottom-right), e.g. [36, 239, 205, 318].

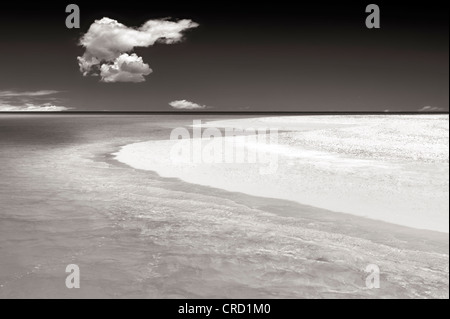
[169, 100, 209, 110]
[78, 17, 198, 83]
[418, 106, 445, 112]
[0, 90, 70, 112]
[0, 103, 70, 112]
[0, 90, 60, 97]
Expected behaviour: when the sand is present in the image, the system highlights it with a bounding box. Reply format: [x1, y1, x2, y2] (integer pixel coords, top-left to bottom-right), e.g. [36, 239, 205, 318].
[115, 115, 449, 232]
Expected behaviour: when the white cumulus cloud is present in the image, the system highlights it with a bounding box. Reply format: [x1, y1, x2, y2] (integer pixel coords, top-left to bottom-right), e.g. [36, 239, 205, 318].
[169, 100, 208, 110]
[78, 17, 198, 82]
[100, 53, 152, 83]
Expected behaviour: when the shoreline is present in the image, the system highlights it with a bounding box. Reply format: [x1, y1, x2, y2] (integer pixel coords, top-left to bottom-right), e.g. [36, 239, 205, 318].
[113, 115, 449, 234]
[109, 146, 448, 256]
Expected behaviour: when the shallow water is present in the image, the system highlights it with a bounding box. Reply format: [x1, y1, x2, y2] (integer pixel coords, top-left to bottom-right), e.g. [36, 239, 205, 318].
[0, 115, 448, 298]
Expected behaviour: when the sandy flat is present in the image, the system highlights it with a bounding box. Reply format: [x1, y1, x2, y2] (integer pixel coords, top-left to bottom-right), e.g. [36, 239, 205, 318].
[115, 115, 449, 232]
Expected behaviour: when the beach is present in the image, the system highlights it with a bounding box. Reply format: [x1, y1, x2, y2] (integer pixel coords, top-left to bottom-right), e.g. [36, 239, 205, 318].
[0, 114, 448, 298]
[115, 115, 449, 232]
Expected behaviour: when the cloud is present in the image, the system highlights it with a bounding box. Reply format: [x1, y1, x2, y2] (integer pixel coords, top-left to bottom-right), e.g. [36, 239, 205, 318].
[0, 90, 70, 111]
[169, 100, 208, 110]
[78, 17, 199, 82]
[0, 103, 70, 112]
[0, 90, 60, 97]
[418, 106, 446, 112]
[100, 53, 152, 83]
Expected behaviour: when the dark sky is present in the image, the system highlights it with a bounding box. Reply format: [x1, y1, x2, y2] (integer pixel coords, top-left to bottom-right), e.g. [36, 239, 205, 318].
[0, 1, 448, 112]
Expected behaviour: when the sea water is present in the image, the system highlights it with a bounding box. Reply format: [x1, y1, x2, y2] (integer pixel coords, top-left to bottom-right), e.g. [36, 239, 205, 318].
[0, 115, 448, 298]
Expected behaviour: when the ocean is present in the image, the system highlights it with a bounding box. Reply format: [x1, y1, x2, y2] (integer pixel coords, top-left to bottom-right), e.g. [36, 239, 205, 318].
[0, 114, 448, 298]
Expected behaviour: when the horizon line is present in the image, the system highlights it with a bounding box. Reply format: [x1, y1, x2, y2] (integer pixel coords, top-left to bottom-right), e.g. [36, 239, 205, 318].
[0, 111, 449, 115]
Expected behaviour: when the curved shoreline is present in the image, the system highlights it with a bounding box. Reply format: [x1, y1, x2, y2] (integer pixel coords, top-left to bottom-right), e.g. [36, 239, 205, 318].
[113, 115, 449, 233]
[110, 143, 449, 256]
[0, 114, 447, 298]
